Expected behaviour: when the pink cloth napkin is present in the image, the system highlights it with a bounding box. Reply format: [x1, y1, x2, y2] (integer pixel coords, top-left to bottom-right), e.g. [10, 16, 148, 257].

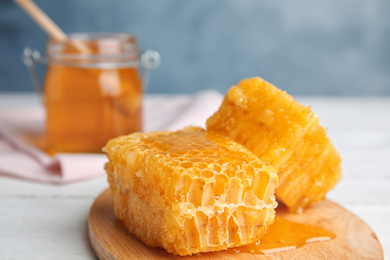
[0, 90, 223, 184]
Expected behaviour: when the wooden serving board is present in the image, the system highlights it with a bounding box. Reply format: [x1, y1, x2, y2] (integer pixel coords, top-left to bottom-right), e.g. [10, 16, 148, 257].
[88, 189, 384, 260]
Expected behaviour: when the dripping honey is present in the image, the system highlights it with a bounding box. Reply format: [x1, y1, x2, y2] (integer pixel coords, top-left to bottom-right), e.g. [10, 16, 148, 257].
[43, 33, 142, 154]
[229, 216, 335, 255]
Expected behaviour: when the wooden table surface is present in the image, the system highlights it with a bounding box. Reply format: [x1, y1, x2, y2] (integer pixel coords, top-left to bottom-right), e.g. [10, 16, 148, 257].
[0, 93, 389, 259]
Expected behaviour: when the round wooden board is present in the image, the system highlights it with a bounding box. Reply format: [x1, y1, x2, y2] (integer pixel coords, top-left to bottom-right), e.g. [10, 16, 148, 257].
[88, 189, 384, 260]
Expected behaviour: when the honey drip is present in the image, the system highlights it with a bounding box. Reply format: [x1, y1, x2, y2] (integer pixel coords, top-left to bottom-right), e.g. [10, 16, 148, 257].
[230, 217, 335, 255]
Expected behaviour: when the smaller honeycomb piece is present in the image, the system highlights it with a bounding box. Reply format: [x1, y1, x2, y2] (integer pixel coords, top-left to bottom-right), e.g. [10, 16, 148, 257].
[206, 77, 342, 212]
[104, 126, 278, 255]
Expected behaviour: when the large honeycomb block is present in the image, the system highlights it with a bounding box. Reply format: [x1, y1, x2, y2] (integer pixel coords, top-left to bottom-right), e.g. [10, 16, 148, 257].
[206, 77, 342, 212]
[104, 126, 278, 255]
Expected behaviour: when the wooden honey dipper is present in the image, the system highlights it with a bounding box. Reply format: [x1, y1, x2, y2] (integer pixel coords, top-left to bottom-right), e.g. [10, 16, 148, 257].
[14, 0, 89, 53]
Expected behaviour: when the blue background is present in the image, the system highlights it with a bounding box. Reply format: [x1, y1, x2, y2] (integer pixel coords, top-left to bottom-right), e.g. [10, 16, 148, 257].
[1, 0, 389, 95]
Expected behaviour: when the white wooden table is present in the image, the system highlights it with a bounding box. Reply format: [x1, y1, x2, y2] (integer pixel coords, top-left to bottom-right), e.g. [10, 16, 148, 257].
[0, 93, 389, 259]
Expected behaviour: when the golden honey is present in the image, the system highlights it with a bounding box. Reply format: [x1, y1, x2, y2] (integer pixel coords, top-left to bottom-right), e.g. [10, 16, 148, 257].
[43, 33, 142, 154]
[230, 217, 335, 254]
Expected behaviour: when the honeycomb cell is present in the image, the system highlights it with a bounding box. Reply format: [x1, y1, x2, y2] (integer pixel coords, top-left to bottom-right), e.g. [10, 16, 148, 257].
[200, 169, 214, 178]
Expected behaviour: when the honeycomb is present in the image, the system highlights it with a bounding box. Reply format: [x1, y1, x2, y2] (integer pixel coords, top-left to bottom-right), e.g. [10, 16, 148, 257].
[206, 77, 342, 212]
[104, 126, 278, 255]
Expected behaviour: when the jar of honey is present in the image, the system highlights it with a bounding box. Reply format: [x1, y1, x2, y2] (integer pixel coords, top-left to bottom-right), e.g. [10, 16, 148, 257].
[23, 32, 160, 154]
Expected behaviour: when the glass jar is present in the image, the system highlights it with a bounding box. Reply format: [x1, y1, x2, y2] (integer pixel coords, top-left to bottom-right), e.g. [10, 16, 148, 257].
[23, 32, 160, 154]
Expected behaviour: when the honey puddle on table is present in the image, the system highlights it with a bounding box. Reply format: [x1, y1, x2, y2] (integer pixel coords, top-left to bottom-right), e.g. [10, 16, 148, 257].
[229, 217, 335, 255]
